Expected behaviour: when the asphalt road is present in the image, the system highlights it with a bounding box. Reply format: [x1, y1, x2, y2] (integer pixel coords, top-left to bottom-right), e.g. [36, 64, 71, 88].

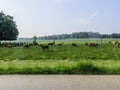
[0, 75, 120, 90]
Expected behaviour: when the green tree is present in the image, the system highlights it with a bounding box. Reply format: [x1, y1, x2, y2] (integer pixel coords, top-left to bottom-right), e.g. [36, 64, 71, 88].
[33, 35, 38, 45]
[0, 11, 19, 40]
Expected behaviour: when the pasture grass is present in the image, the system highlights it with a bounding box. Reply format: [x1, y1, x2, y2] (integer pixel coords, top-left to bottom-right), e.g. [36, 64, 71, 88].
[0, 60, 120, 74]
[0, 43, 120, 60]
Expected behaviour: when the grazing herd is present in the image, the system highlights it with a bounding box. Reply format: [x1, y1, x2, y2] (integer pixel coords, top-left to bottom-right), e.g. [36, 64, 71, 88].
[39, 42, 64, 50]
[0, 40, 120, 50]
[0, 42, 26, 47]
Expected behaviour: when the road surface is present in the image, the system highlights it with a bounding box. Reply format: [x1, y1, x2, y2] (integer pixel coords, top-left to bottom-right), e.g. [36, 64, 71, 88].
[0, 75, 120, 90]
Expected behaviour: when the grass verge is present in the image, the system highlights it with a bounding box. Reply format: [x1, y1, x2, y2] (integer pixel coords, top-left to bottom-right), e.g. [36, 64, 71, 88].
[0, 60, 120, 74]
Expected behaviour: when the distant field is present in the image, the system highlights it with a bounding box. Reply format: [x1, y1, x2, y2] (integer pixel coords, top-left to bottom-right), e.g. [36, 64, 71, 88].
[37, 38, 120, 44]
[15, 38, 120, 44]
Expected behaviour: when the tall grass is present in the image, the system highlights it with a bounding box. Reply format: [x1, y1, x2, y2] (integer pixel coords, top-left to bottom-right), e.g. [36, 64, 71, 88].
[0, 60, 120, 74]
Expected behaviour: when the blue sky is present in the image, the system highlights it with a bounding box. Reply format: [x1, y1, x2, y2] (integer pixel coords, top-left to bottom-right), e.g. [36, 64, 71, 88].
[0, 0, 120, 37]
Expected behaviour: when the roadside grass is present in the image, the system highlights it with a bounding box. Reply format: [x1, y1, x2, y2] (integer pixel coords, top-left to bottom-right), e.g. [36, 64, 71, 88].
[0, 60, 120, 74]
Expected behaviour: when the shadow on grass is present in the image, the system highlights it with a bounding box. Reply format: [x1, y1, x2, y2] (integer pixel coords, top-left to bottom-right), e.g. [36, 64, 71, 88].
[73, 62, 106, 74]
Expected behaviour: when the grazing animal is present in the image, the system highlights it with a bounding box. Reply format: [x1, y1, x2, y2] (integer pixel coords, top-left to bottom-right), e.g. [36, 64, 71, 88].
[23, 43, 30, 48]
[115, 42, 120, 48]
[118, 43, 120, 48]
[72, 43, 78, 47]
[58, 42, 64, 46]
[85, 42, 99, 48]
[109, 41, 119, 47]
[48, 42, 55, 46]
[58, 43, 63, 46]
[40, 44, 49, 50]
[7, 44, 12, 48]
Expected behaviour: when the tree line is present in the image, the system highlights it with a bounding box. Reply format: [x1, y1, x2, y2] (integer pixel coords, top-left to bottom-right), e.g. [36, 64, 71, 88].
[38, 32, 120, 40]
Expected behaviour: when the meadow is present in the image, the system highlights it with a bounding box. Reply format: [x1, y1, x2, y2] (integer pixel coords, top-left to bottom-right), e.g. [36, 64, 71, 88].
[0, 38, 120, 74]
[1, 38, 120, 60]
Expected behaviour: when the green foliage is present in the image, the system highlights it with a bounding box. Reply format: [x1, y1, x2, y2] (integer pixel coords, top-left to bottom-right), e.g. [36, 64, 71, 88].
[33, 35, 37, 42]
[33, 35, 38, 45]
[0, 11, 19, 40]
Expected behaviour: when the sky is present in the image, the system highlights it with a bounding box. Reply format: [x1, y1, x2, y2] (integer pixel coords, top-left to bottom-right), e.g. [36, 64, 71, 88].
[0, 0, 120, 38]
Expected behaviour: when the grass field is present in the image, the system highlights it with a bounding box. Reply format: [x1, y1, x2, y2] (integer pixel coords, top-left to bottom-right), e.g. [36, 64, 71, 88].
[0, 38, 120, 74]
[0, 43, 120, 60]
